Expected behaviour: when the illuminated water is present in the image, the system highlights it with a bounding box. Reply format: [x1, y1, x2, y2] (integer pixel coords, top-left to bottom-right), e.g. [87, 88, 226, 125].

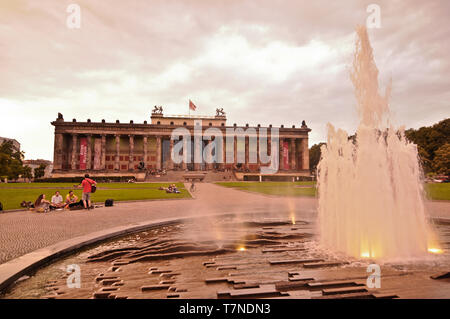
[317, 26, 436, 261]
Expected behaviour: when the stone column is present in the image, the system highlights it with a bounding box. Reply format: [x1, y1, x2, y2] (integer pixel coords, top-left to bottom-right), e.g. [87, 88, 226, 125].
[71, 134, 78, 170]
[233, 136, 237, 166]
[206, 139, 213, 170]
[143, 135, 148, 170]
[194, 138, 201, 171]
[129, 135, 134, 171]
[115, 135, 120, 170]
[290, 138, 296, 170]
[156, 136, 162, 170]
[169, 137, 174, 169]
[86, 134, 92, 170]
[257, 133, 260, 166]
[221, 135, 226, 169]
[182, 136, 188, 170]
[302, 137, 309, 170]
[244, 136, 249, 170]
[101, 135, 106, 170]
[279, 137, 284, 170]
[53, 133, 63, 170]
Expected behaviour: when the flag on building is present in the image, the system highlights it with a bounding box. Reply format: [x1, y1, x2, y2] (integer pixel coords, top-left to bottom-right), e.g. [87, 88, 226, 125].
[189, 99, 197, 111]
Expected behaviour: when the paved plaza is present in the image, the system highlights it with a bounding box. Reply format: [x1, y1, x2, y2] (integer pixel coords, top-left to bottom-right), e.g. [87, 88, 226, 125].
[0, 183, 449, 265]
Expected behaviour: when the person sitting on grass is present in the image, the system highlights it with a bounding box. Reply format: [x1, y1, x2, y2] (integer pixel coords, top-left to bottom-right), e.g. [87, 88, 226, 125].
[34, 194, 50, 213]
[65, 190, 80, 209]
[50, 191, 64, 210]
[164, 184, 180, 194]
[171, 184, 180, 194]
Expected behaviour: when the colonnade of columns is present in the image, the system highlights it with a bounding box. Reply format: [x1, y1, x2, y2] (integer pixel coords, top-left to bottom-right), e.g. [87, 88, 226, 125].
[53, 133, 309, 172]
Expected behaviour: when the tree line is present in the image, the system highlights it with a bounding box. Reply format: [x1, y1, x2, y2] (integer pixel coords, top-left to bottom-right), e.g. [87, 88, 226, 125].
[0, 141, 47, 182]
[309, 118, 449, 176]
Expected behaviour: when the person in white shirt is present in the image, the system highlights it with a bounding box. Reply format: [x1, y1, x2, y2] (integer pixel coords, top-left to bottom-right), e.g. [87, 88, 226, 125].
[50, 191, 64, 209]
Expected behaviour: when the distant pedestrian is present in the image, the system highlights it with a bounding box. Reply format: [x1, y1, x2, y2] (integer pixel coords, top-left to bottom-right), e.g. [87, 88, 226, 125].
[81, 174, 96, 210]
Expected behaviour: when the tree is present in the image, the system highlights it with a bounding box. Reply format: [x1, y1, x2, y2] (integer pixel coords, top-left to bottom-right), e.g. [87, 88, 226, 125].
[417, 145, 432, 174]
[406, 118, 449, 174]
[0, 141, 25, 181]
[22, 165, 33, 182]
[34, 164, 47, 179]
[309, 143, 326, 171]
[433, 144, 450, 175]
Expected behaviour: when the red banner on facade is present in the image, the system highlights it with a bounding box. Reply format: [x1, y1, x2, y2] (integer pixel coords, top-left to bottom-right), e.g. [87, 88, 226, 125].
[79, 137, 87, 170]
[283, 140, 289, 170]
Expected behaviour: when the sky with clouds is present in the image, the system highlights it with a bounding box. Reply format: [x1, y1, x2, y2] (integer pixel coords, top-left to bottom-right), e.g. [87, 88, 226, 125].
[0, 0, 449, 160]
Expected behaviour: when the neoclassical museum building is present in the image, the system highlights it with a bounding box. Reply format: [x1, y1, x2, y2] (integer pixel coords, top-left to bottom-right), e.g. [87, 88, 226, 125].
[51, 108, 311, 181]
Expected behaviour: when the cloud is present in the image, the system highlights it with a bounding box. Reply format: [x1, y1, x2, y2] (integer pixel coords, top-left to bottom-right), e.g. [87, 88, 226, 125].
[0, 0, 448, 160]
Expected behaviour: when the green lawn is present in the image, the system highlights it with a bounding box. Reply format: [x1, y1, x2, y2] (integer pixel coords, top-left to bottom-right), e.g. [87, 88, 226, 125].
[216, 181, 450, 201]
[424, 183, 450, 201]
[216, 181, 317, 197]
[0, 182, 183, 189]
[0, 183, 190, 211]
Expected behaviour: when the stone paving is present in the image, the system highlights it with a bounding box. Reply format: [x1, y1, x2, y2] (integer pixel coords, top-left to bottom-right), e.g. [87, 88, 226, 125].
[0, 183, 448, 265]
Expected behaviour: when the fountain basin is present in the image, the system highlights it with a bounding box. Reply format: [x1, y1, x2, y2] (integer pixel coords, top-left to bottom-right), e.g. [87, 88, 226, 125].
[2, 212, 449, 299]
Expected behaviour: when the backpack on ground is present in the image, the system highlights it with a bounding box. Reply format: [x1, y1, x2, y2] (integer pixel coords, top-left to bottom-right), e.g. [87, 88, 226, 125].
[105, 199, 114, 207]
[0, 201, 3, 212]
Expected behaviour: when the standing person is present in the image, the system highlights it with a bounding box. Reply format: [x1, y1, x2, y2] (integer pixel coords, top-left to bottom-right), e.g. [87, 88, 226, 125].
[81, 174, 96, 210]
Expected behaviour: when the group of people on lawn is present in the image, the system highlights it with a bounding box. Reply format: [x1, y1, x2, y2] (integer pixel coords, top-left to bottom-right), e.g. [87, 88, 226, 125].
[32, 174, 96, 213]
[159, 184, 181, 194]
[26, 175, 181, 213]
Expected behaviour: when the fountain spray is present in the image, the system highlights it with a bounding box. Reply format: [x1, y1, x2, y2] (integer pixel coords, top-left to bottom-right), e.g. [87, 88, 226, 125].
[317, 26, 437, 261]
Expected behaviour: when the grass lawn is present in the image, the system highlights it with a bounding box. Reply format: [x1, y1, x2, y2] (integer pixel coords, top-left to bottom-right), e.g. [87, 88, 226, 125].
[216, 181, 317, 197]
[217, 181, 450, 201]
[0, 182, 184, 189]
[424, 183, 450, 201]
[0, 182, 190, 211]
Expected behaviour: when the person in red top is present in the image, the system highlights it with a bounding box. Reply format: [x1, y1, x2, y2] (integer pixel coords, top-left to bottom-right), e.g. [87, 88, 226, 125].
[81, 174, 96, 210]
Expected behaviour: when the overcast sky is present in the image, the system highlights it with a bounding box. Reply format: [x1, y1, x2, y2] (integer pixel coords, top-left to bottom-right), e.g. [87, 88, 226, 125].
[1, 0, 449, 160]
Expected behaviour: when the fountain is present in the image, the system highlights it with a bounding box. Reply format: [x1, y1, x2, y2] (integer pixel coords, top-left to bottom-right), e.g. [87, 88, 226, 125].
[317, 26, 436, 261]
